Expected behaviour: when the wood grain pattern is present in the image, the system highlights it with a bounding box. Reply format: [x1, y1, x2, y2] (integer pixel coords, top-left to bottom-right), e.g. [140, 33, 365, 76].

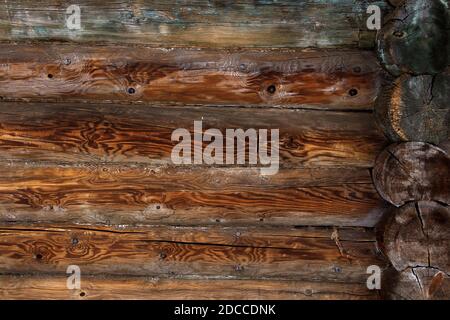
[372, 142, 450, 207]
[383, 267, 450, 300]
[0, 275, 381, 300]
[0, 0, 425, 301]
[0, 224, 386, 281]
[0, 102, 387, 167]
[0, 164, 375, 191]
[375, 72, 450, 145]
[0, 162, 386, 227]
[0, 223, 379, 246]
[0, 0, 387, 48]
[382, 201, 450, 273]
[0, 44, 382, 109]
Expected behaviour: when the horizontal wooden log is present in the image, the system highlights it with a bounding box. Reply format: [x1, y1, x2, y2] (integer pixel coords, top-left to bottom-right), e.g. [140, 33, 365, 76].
[0, 44, 382, 109]
[0, 102, 387, 227]
[0, 224, 386, 281]
[0, 223, 378, 245]
[0, 164, 374, 192]
[0, 163, 386, 227]
[0, 102, 387, 168]
[0, 0, 387, 48]
[0, 275, 381, 300]
[0, 222, 376, 251]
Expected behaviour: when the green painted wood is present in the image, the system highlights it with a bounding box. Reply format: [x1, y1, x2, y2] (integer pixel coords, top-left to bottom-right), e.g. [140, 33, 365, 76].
[0, 0, 387, 48]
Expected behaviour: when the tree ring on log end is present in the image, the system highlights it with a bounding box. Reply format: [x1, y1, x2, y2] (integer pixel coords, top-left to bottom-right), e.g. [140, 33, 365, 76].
[377, 0, 449, 75]
[383, 266, 450, 300]
[373, 142, 450, 206]
[375, 73, 450, 145]
[383, 201, 449, 273]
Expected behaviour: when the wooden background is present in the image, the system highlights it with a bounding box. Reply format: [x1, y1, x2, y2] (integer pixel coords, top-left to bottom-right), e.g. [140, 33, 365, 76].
[0, 0, 413, 299]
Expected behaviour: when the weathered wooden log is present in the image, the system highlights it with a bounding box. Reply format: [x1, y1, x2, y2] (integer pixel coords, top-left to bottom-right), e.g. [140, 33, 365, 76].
[372, 142, 450, 206]
[0, 0, 435, 301]
[440, 139, 450, 154]
[377, 0, 450, 75]
[380, 200, 450, 299]
[382, 201, 450, 273]
[0, 163, 385, 227]
[0, 101, 388, 227]
[375, 72, 450, 145]
[0, 0, 387, 48]
[0, 44, 382, 109]
[0, 102, 386, 168]
[383, 267, 450, 300]
[387, 0, 405, 6]
[0, 224, 386, 281]
[0, 275, 381, 300]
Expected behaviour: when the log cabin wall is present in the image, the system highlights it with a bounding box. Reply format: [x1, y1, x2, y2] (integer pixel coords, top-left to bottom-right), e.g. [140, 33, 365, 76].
[0, 0, 448, 300]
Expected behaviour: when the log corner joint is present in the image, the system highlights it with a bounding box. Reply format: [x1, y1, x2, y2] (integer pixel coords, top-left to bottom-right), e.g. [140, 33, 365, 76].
[372, 0, 450, 300]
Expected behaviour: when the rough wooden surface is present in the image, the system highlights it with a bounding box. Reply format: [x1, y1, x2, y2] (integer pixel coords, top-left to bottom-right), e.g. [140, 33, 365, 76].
[383, 267, 450, 300]
[0, 44, 382, 109]
[440, 139, 450, 154]
[0, 0, 409, 301]
[0, 101, 387, 227]
[0, 275, 381, 300]
[0, 224, 385, 281]
[372, 142, 450, 207]
[0, 0, 387, 48]
[387, 0, 405, 6]
[0, 102, 387, 167]
[375, 72, 450, 145]
[0, 163, 386, 227]
[377, 0, 450, 75]
[382, 201, 450, 273]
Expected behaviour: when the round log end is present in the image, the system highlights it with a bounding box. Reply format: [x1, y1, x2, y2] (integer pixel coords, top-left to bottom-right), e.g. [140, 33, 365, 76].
[377, 0, 449, 75]
[383, 267, 450, 300]
[382, 201, 450, 299]
[383, 201, 450, 272]
[372, 142, 450, 206]
[375, 73, 450, 145]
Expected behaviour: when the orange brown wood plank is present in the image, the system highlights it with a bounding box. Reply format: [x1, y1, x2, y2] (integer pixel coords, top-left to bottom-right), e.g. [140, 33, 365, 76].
[0, 102, 387, 167]
[0, 224, 386, 281]
[0, 275, 382, 300]
[0, 45, 382, 109]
